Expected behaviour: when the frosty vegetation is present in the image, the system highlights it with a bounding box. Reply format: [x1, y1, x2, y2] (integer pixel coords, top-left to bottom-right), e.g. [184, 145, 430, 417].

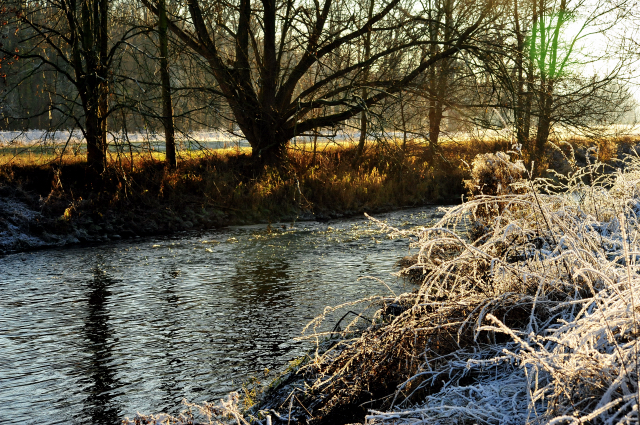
[296, 146, 640, 425]
[126, 147, 640, 424]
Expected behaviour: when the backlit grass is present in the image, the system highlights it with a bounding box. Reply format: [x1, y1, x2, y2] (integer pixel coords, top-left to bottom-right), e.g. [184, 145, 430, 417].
[1, 136, 638, 228]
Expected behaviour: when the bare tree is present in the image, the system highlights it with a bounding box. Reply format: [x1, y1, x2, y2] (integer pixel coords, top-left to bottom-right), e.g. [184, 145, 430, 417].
[158, 0, 176, 168]
[140, 0, 502, 167]
[482, 0, 637, 169]
[354, 0, 375, 162]
[426, 0, 454, 154]
[0, 0, 145, 173]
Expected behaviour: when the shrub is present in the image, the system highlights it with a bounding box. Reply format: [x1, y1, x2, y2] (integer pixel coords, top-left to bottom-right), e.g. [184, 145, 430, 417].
[292, 151, 640, 425]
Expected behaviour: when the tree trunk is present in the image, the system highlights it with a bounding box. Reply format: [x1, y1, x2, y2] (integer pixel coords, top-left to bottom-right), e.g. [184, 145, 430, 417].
[427, 12, 438, 158]
[534, 83, 553, 172]
[400, 93, 408, 151]
[83, 82, 107, 173]
[428, 98, 443, 153]
[513, 0, 527, 147]
[521, 0, 538, 166]
[531, 0, 565, 174]
[159, 0, 176, 168]
[430, 59, 449, 151]
[312, 132, 318, 165]
[78, 0, 108, 174]
[233, 107, 289, 167]
[86, 110, 105, 173]
[97, 0, 108, 170]
[253, 133, 288, 166]
[356, 106, 367, 159]
[355, 0, 375, 162]
[426, 0, 451, 159]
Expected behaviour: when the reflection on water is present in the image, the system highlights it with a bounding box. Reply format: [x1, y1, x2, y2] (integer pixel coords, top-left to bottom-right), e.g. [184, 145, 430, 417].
[83, 267, 121, 424]
[0, 207, 446, 424]
[235, 257, 292, 295]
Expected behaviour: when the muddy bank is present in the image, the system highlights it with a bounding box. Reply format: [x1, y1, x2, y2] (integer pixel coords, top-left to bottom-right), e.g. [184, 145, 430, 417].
[0, 184, 229, 255]
[0, 183, 424, 256]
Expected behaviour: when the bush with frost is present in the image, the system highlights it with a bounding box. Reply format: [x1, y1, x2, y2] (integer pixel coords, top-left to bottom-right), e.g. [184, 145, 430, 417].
[464, 151, 526, 198]
[297, 151, 640, 425]
[463, 150, 527, 240]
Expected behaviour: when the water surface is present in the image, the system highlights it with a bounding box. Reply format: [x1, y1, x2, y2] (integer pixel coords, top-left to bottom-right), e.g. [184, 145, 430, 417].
[0, 207, 445, 424]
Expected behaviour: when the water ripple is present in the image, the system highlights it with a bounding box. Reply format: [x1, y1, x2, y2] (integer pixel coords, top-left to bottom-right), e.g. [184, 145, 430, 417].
[0, 207, 445, 424]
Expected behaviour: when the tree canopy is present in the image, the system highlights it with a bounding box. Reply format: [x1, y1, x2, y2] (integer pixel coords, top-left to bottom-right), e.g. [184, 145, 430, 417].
[0, 0, 637, 172]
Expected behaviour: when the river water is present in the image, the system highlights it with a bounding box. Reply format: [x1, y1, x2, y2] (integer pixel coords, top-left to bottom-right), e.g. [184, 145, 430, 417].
[0, 207, 446, 424]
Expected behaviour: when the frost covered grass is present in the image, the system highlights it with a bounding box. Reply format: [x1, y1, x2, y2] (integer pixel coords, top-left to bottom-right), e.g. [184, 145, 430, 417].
[276, 149, 640, 425]
[122, 393, 250, 425]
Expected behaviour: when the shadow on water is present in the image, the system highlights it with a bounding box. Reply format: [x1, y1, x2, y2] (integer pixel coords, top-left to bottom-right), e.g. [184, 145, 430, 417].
[159, 263, 183, 406]
[82, 266, 122, 424]
[227, 254, 298, 367]
[232, 257, 293, 300]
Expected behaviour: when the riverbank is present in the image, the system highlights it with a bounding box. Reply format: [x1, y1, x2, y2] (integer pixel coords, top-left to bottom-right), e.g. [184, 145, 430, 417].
[1, 136, 638, 255]
[0, 140, 470, 255]
[125, 144, 640, 425]
[301, 151, 640, 425]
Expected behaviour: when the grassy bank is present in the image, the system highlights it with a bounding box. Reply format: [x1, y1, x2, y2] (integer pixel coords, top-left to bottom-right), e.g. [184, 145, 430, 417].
[2, 135, 640, 254]
[0, 139, 506, 254]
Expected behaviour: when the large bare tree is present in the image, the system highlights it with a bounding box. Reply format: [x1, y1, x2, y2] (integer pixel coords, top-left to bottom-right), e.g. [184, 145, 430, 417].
[141, 0, 501, 166]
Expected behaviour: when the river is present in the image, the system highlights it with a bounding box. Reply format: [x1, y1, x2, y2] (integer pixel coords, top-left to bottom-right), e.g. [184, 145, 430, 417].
[0, 206, 446, 424]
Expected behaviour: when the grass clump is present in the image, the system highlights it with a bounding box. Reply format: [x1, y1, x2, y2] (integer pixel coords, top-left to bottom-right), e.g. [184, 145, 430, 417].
[266, 150, 640, 425]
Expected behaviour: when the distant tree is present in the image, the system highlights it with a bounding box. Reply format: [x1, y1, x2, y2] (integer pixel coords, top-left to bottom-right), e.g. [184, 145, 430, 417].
[482, 0, 636, 170]
[425, 0, 454, 154]
[357, 0, 465, 159]
[354, 0, 375, 162]
[0, 15, 61, 131]
[140, 0, 503, 167]
[158, 0, 176, 168]
[0, 0, 143, 173]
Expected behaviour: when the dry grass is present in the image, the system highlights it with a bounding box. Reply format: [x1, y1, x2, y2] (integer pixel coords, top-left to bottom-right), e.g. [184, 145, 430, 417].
[283, 147, 640, 425]
[0, 141, 480, 228]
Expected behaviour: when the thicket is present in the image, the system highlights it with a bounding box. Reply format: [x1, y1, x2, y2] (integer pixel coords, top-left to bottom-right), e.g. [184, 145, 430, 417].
[3, 135, 639, 251]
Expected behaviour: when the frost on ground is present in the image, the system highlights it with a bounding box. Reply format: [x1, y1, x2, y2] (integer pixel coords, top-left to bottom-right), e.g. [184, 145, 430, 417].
[0, 189, 80, 254]
[292, 149, 640, 425]
[0, 193, 48, 252]
[122, 393, 249, 425]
